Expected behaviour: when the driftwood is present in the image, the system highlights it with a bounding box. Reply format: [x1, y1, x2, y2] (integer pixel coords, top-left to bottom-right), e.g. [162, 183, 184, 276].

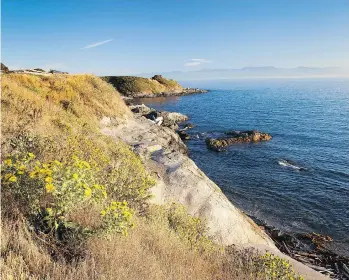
[253, 217, 349, 279]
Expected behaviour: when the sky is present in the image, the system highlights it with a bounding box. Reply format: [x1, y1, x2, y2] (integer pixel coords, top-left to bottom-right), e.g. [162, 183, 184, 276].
[2, 0, 349, 75]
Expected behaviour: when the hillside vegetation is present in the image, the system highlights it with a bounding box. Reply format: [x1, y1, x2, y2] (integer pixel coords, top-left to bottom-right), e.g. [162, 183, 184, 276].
[102, 75, 183, 97]
[1, 73, 303, 279]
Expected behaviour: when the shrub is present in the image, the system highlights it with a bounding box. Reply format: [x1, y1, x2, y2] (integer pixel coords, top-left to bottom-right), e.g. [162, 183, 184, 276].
[148, 204, 217, 253]
[2, 153, 43, 215]
[1, 153, 133, 238]
[100, 201, 134, 235]
[257, 252, 304, 280]
[49, 134, 156, 214]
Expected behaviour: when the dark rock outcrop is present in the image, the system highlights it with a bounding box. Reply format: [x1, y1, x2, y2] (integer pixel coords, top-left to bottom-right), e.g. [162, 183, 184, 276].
[49, 69, 68, 74]
[33, 68, 46, 73]
[206, 130, 272, 151]
[181, 123, 194, 130]
[177, 130, 190, 140]
[1, 63, 9, 73]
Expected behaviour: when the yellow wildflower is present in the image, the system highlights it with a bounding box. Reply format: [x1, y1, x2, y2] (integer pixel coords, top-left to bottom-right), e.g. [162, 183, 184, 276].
[45, 183, 56, 193]
[100, 210, 106, 216]
[46, 208, 53, 215]
[28, 153, 35, 159]
[4, 159, 12, 166]
[82, 161, 90, 169]
[45, 177, 53, 183]
[18, 165, 26, 170]
[29, 171, 37, 178]
[84, 188, 92, 198]
[73, 173, 79, 180]
[8, 175, 17, 182]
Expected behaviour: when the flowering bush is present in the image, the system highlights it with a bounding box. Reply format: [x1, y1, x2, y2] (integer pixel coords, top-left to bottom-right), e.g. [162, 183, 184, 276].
[100, 201, 134, 235]
[103, 157, 155, 213]
[46, 135, 155, 214]
[257, 252, 304, 280]
[1, 153, 133, 236]
[2, 153, 43, 215]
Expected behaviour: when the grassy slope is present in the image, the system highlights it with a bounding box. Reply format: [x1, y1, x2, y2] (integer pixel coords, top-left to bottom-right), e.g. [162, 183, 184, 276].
[1, 74, 302, 280]
[102, 75, 183, 96]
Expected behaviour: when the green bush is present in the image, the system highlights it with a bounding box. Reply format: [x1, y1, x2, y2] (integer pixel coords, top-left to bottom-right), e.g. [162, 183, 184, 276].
[100, 201, 134, 235]
[1, 153, 134, 237]
[57, 135, 156, 213]
[149, 204, 217, 253]
[257, 252, 304, 280]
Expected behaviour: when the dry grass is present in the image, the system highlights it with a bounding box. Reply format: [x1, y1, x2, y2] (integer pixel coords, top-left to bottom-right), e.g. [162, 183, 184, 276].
[2, 73, 130, 118]
[1, 73, 132, 161]
[1, 74, 130, 151]
[1, 215, 260, 280]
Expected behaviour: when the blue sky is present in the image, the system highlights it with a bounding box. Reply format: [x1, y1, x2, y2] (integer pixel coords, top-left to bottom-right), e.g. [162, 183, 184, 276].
[2, 0, 349, 75]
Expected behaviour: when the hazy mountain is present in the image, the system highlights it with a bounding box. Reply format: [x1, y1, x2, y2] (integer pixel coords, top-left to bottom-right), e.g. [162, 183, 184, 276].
[136, 67, 349, 81]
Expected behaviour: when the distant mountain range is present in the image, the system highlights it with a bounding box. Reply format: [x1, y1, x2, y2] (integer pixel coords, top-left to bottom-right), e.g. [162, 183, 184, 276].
[136, 66, 349, 81]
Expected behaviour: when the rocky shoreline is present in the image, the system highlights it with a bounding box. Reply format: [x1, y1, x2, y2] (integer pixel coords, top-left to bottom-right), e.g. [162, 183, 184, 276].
[253, 218, 349, 279]
[124, 87, 208, 98]
[120, 102, 348, 279]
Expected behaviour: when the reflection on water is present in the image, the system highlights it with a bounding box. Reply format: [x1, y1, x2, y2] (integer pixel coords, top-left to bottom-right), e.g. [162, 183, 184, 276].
[133, 96, 180, 107]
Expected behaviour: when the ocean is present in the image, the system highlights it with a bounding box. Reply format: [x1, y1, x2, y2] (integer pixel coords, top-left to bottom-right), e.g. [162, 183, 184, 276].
[135, 78, 349, 253]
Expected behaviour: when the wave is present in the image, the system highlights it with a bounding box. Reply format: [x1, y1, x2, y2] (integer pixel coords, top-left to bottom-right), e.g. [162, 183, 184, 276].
[278, 159, 307, 171]
[322, 169, 349, 180]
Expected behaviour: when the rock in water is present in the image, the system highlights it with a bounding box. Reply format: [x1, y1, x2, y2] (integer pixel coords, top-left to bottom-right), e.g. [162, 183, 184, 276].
[177, 130, 190, 140]
[182, 123, 194, 130]
[129, 104, 154, 115]
[159, 111, 188, 129]
[206, 130, 272, 151]
[159, 111, 188, 123]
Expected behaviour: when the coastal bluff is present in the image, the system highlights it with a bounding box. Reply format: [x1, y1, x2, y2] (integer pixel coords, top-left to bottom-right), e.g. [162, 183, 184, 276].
[102, 75, 207, 97]
[101, 112, 327, 280]
[0, 72, 327, 279]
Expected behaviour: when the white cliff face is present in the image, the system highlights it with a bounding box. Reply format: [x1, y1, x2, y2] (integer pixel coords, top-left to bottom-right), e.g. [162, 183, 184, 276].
[101, 116, 275, 247]
[150, 149, 277, 247]
[101, 115, 328, 280]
